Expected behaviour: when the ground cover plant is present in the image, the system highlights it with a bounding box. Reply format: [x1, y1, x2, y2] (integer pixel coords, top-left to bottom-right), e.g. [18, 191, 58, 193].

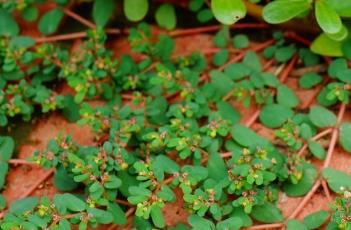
[0, 0, 351, 229]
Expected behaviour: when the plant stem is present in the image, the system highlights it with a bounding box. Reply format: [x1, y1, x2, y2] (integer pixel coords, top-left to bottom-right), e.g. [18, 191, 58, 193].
[288, 103, 346, 219]
[297, 128, 333, 157]
[8, 159, 37, 166]
[63, 8, 95, 29]
[19, 169, 55, 199]
[245, 223, 283, 230]
[169, 23, 269, 37]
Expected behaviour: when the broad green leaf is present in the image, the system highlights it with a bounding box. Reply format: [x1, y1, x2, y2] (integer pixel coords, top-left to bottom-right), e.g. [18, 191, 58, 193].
[0, 9, 19, 36]
[93, 0, 115, 27]
[231, 124, 261, 147]
[216, 101, 240, 123]
[151, 206, 165, 228]
[315, 0, 342, 34]
[87, 208, 114, 224]
[230, 207, 253, 227]
[232, 34, 249, 49]
[207, 152, 228, 181]
[210, 70, 234, 97]
[10, 36, 36, 49]
[277, 85, 300, 108]
[21, 6, 38, 22]
[308, 106, 337, 128]
[287, 219, 308, 230]
[54, 167, 79, 192]
[275, 46, 297, 63]
[63, 194, 86, 212]
[38, 8, 64, 35]
[124, 0, 148, 21]
[211, 0, 246, 25]
[108, 202, 127, 225]
[311, 33, 343, 57]
[308, 140, 326, 160]
[58, 219, 71, 230]
[328, 58, 348, 78]
[155, 4, 176, 30]
[0, 194, 5, 210]
[212, 49, 229, 66]
[299, 73, 323, 89]
[250, 203, 283, 223]
[326, 25, 348, 41]
[322, 167, 351, 193]
[9, 197, 38, 215]
[216, 217, 242, 230]
[243, 51, 261, 72]
[262, 0, 311, 24]
[339, 122, 351, 153]
[188, 214, 215, 230]
[283, 163, 317, 197]
[0, 161, 8, 189]
[224, 63, 251, 80]
[303, 210, 329, 229]
[0, 136, 15, 161]
[259, 104, 294, 128]
[325, 0, 351, 17]
[342, 39, 351, 60]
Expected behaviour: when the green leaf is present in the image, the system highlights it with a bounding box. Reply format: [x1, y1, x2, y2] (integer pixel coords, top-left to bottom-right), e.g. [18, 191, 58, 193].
[322, 167, 351, 193]
[107, 202, 127, 225]
[212, 49, 229, 67]
[207, 152, 228, 181]
[308, 140, 326, 160]
[188, 214, 215, 230]
[0, 9, 19, 36]
[259, 104, 294, 128]
[326, 25, 348, 42]
[250, 203, 283, 223]
[311, 33, 343, 57]
[0, 161, 8, 190]
[216, 101, 240, 123]
[243, 51, 261, 72]
[87, 208, 114, 224]
[231, 124, 260, 147]
[124, 0, 148, 21]
[0, 194, 5, 210]
[9, 197, 38, 215]
[151, 205, 165, 228]
[54, 167, 79, 192]
[155, 4, 176, 30]
[303, 210, 329, 229]
[224, 63, 250, 80]
[10, 36, 36, 49]
[93, 0, 115, 27]
[0, 136, 15, 162]
[216, 217, 243, 230]
[283, 163, 317, 196]
[277, 85, 299, 108]
[299, 73, 323, 89]
[58, 219, 71, 230]
[328, 58, 348, 78]
[210, 70, 234, 97]
[232, 34, 249, 49]
[21, 6, 38, 22]
[339, 122, 351, 153]
[38, 8, 64, 35]
[62, 95, 80, 122]
[287, 219, 308, 230]
[325, 0, 351, 17]
[315, 0, 342, 34]
[211, 0, 246, 25]
[342, 39, 351, 60]
[275, 46, 297, 63]
[308, 106, 337, 128]
[63, 194, 86, 212]
[262, 0, 310, 24]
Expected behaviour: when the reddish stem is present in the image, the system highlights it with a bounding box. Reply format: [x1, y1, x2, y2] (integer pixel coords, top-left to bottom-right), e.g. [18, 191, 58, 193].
[63, 8, 95, 29]
[19, 169, 54, 199]
[169, 23, 269, 37]
[245, 223, 283, 230]
[297, 128, 333, 157]
[8, 159, 36, 165]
